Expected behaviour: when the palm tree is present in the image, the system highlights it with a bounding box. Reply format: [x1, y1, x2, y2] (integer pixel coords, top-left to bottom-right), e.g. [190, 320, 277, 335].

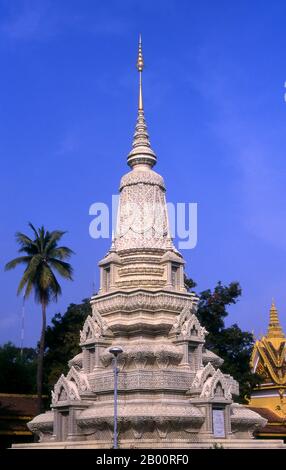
[5, 223, 73, 413]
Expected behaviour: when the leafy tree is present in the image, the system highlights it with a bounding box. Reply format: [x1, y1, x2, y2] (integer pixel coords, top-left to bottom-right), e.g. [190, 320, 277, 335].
[43, 299, 91, 392]
[186, 278, 260, 402]
[0, 342, 37, 394]
[5, 223, 73, 412]
[196, 281, 242, 348]
[184, 275, 197, 292]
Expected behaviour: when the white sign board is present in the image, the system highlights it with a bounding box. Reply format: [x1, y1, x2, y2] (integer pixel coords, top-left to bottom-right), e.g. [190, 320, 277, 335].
[212, 409, 225, 438]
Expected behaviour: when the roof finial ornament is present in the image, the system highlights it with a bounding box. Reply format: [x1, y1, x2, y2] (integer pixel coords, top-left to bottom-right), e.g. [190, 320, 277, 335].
[267, 299, 285, 338]
[127, 35, 157, 169]
[137, 34, 144, 110]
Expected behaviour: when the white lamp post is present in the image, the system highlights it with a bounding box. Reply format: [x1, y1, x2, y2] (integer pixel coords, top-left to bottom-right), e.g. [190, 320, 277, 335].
[109, 346, 123, 449]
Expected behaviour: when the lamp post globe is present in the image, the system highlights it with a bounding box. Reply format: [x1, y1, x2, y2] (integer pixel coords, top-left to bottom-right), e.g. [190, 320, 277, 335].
[109, 346, 123, 357]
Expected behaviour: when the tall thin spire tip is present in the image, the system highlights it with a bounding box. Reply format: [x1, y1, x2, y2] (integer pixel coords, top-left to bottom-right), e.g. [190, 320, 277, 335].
[127, 35, 157, 168]
[137, 34, 144, 72]
[267, 299, 285, 338]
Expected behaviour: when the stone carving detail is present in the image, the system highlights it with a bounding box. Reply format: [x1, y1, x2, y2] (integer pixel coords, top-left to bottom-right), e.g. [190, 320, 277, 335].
[230, 403, 267, 438]
[93, 291, 196, 316]
[68, 352, 83, 370]
[51, 374, 81, 405]
[77, 402, 204, 429]
[118, 266, 164, 277]
[182, 314, 208, 339]
[190, 362, 236, 400]
[120, 170, 165, 191]
[156, 418, 170, 438]
[116, 279, 166, 288]
[80, 310, 110, 344]
[27, 411, 54, 442]
[115, 168, 172, 251]
[224, 374, 240, 397]
[99, 345, 183, 370]
[202, 349, 224, 367]
[89, 369, 193, 393]
[67, 366, 90, 393]
[155, 351, 170, 370]
[132, 351, 150, 369]
[132, 418, 145, 439]
[172, 306, 191, 330]
[171, 307, 207, 340]
[192, 362, 217, 389]
[200, 368, 232, 400]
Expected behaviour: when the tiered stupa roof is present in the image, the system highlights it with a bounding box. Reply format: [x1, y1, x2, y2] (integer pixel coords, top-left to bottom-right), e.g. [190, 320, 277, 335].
[251, 301, 286, 386]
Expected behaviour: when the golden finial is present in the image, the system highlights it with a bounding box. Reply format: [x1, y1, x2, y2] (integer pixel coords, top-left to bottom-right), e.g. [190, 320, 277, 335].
[137, 34, 144, 110]
[267, 299, 285, 338]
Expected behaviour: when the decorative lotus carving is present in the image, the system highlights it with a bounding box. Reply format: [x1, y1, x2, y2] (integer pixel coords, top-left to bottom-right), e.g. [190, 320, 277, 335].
[27, 411, 54, 441]
[100, 344, 183, 369]
[230, 403, 267, 438]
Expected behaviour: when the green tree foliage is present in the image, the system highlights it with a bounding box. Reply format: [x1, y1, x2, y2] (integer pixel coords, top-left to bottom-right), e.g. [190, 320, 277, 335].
[196, 281, 242, 347]
[0, 342, 37, 394]
[184, 275, 197, 292]
[43, 299, 91, 392]
[5, 223, 73, 412]
[186, 278, 260, 402]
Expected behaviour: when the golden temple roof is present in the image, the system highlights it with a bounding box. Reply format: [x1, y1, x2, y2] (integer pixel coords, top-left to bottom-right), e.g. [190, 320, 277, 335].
[251, 302, 286, 387]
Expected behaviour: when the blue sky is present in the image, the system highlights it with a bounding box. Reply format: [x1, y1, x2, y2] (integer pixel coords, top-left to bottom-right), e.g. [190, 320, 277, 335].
[0, 0, 286, 347]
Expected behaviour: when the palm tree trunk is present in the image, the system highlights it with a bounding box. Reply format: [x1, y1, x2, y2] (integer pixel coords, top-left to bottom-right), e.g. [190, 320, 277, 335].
[37, 301, 46, 414]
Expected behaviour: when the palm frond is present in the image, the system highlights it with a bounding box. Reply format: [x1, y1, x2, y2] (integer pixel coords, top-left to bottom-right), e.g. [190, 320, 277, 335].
[4, 256, 31, 271]
[49, 258, 73, 279]
[18, 245, 39, 255]
[28, 223, 42, 253]
[24, 279, 34, 300]
[44, 230, 66, 253]
[28, 222, 39, 239]
[16, 255, 42, 296]
[48, 270, 62, 301]
[15, 232, 34, 248]
[37, 263, 56, 290]
[48, 246, 74, 260]
[39, 226, 46, 252]
[35, 264, 62, 302]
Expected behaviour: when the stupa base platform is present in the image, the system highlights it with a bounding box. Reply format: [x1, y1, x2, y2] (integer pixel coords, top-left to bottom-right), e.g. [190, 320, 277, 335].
[12, 438, 286, 449]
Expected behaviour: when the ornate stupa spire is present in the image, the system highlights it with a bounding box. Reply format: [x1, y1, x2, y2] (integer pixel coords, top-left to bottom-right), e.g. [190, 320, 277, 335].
[127, 35, 157, 169]
[267, 300, 285, 338]
[137, 33, 144, 110]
